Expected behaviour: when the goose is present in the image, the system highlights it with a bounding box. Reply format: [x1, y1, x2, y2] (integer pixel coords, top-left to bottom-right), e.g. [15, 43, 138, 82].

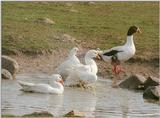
[99, 26, 141, 74]
[18, 74, 64, 94]
[65, 50, 101, 86]
[56, 47, 80, 80]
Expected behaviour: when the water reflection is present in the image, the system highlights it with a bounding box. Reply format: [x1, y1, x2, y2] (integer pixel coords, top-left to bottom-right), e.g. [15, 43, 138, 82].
[2, 74, 160, 118]
[47, 94, 64, 116]
[62, 88, 97, 117]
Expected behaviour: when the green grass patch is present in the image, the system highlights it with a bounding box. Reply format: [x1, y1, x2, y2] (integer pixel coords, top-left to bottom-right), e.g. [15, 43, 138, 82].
[2, 2, 159, 58]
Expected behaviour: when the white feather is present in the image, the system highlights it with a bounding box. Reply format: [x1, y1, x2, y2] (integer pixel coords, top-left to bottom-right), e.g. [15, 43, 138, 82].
[101, 35, 136, 62]
[55, 47, 80, 79]
[65, 50, 98, 86]
[18, 74, 64, 94]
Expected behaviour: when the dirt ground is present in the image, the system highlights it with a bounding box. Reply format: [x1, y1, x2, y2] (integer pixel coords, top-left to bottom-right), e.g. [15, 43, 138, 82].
[10, 47, 159, 80]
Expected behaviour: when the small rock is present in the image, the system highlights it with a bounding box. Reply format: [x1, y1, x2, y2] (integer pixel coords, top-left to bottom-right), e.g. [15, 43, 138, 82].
[64, 110, 85, 117]
[70, 9, 78, 13]
[53, 33, 76, 43]
[88, 2, 96, 5]
[35, 17, 55, 25]
[2, 69, 13, 80]
[119, 74, 146, 90]
[143, 76, 159, 89]
[61, 34, 76, 42]
[2, 55, 19, 79]
[143, 85, 160, 101]
[153, 85, 160, 97]
[23, 111, 54, 117]
[65, 2, 73, 7]
[24, 17, 28, 21]
[34, 1, 49, 4]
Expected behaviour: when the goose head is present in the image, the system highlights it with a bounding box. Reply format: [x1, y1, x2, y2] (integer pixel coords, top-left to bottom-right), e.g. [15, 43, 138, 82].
[49, 74, 64, 86]
[69, 47, 79, 57]
[85, 50, 101, 59]
[127, 26, 141, 36]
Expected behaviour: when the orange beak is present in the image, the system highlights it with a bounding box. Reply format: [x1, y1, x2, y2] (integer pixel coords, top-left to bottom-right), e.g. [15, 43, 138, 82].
[137, 28, 142, 33]
[59, 79, 64, 86]
[96, 53, 102, 60]
[77, 50, 79, 55]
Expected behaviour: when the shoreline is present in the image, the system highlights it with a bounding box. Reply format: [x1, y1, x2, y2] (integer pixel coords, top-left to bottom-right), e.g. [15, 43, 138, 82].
[8, 48, 159, 79]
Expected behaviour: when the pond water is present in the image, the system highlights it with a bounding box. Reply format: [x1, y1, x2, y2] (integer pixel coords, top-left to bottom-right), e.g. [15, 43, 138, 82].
[2, 74, 160, 118]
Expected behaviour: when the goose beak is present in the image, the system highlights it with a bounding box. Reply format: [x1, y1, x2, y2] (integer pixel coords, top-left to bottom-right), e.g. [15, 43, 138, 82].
[137, 28, 142, 33]
[59, 79, 64, 86]
[76, 49, 80, 56]
[96, 53, 102, 60]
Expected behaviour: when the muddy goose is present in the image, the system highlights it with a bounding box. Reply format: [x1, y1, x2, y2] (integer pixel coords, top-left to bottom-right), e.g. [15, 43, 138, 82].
[56, 47, 80, 80]
[18, 74, 64, 94]
[100, 26, 141, 74]
[65, 50, 101, 86]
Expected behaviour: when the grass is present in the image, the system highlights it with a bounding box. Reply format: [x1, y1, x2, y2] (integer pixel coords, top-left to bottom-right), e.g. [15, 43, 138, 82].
[2, 1, 159, 58]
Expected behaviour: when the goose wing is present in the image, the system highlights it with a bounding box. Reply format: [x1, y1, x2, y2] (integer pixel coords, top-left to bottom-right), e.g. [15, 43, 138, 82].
[102, 46, 124, 56]
[18, 81, 35, 92]
[56, 57, 80, 78]
[18, 81, 54, 93]
[65, 64, 91, 86]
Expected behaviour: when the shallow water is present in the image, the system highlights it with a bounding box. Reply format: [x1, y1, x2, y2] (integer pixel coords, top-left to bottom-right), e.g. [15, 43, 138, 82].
[2, 74, 160, 118]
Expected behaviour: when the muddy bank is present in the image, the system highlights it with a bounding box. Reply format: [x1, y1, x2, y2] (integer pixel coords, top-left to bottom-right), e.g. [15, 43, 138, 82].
[9, 48, 159, 79]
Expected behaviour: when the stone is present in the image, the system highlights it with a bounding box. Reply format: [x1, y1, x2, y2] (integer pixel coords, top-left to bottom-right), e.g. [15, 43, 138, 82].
[64, 110, 85, 117]
[2, 55, 19, 79]
[65, 2, 73, 7]
[61, 34, 76, 42]
[23, 111, 54, 117]
[70, 9, 78, 13]
[143, 85, 160, 101]
[88, 2, 96, 5]
[153, 85, 160, 97]
[53, 33, 76, 43]
[35, 17, 55, 25]
[2, 69, 13, 80]
[119, 74, 146, 90]
[143, 76, 159, 89]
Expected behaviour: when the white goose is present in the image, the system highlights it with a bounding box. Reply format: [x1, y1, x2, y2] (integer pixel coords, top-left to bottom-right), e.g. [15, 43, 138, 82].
[65, 50, 101, 86]
[100, 26, 141, 74]
[56, 47, 80, 80]
[18, 74, 64, 94]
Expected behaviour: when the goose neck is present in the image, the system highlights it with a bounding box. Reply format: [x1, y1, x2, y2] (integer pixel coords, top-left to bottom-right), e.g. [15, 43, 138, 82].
[125, 35, 134, 46]
[53, 82, 64, 91]
[85, 55, 94, 65]
[84, 55, 98, 74]
[68, 53, 75, 58]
